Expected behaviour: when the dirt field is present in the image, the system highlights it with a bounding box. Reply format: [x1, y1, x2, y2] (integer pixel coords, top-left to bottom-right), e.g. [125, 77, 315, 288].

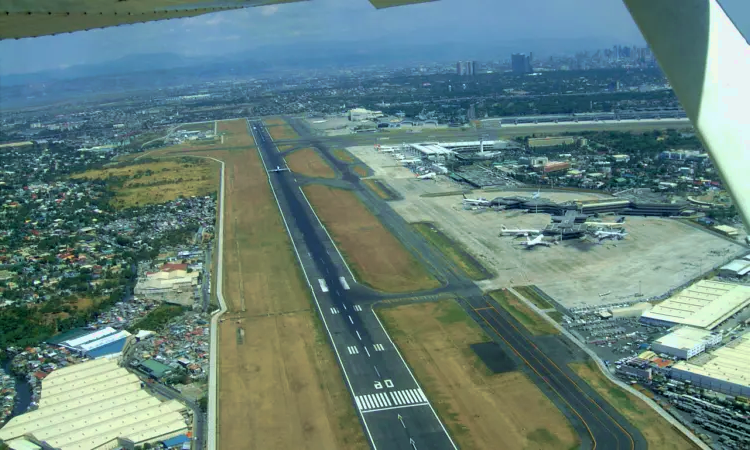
[347, 144, 746, 308]
[169, 119, 366, 450]
[285, 148, 336, 179]
[570, 361, 699, 450]
[263, 117, 287, 126]
[70, 159, 219, 208]
[489, 289, 559, 335]
[178, 122, 214, 132]
[263, 117, 299, 140]
[378, 300, 579, 450]
[302, 185, 440, 292]
[332, 149, 355, 163]
[362, 179, 390, 200]
[353, 165, 368, 177]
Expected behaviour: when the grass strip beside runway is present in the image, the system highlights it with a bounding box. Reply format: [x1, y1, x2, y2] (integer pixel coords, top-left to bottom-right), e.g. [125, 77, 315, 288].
[570, 360, 699, 450]
[377, 299, 580, 450]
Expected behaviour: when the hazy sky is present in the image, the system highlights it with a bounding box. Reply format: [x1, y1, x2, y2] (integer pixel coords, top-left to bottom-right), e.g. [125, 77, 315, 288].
[0, 0, 746, 75]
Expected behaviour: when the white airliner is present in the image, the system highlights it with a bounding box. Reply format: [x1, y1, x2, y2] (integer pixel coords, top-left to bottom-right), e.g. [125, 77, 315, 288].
[270, 166, 290, 172]
[462, 194, 491, 206]
[584, 222, 626, 229]
[519, 233, 551, 248]
[416, 172, 436, 180]
[594, 230, 628, 241]
[500, 225, 542, 236]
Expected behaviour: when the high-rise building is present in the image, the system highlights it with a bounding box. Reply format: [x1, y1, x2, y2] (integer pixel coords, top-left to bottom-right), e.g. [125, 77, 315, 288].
[511, 53, 532, 74]
[469, 61, 477, 76]
[456, 61, 464, 76]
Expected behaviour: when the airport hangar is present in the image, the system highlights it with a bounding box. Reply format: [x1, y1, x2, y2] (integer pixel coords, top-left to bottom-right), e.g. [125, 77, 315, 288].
[0, 359, 191, 450]
[639, 280, 750, 331]
[668, 334, 750, 397]
[633, 282, 750, 396]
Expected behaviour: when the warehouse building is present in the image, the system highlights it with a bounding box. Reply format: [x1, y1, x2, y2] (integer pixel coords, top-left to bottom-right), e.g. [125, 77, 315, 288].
[719, 259, 750, 278]
[56, 326, 132, 359]
[651, 326, 722, 360]
[640, 280, 750, 330]
[670, 334, 750, 397]
[0, 359, 190, 450]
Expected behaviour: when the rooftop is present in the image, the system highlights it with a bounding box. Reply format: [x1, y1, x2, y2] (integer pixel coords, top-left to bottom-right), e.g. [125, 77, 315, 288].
[641, 280, 750, 330]
[0, 359, 187, 450]
[671, 335, 750, 389]
[653, 326, 717, 350]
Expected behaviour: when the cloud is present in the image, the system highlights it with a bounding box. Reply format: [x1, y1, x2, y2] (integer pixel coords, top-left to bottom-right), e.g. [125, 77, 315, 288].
[260, 5, 279, 16]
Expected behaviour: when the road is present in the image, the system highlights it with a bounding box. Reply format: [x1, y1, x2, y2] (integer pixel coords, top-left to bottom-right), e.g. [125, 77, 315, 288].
[273, 116, 649, 449]
[249, 120, 457, 450]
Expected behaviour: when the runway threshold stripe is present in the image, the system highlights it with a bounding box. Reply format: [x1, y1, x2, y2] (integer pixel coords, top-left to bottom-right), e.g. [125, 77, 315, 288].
[361, 403, 430, 414]
[355, 397, 363, 410]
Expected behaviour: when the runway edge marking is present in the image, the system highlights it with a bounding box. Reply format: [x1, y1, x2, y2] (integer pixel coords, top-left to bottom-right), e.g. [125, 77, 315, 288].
[298, 186, 357, 282]
[249, 121, 379, 449]
[371, 303, 459, 450]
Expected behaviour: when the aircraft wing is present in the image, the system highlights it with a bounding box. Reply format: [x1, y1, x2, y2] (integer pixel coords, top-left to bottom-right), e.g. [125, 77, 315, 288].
[0, 0, 437, 39]
[623, 0, 750, 229]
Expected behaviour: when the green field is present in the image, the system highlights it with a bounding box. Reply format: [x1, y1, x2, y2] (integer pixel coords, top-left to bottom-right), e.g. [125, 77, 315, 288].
[412, 222, 491, 281]
[488, 289, 558, 335]
[514, 286, 554, 309]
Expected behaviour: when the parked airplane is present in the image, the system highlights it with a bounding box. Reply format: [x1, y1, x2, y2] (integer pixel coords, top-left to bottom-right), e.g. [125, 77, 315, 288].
[500, 225, 542, 236]
[270, 166, 290, 172]
[416, 172, 436, 180]
[519, 233, 551, 248]
[594, 230, 627, 241]
[462, 194, 491, 206]
[584, 222, 627, 229]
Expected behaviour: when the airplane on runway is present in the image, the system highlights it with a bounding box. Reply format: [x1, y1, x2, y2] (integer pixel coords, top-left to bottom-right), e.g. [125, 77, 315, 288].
[519, 233, 551, 248]
[270, 166, 290, 172]
[462, 194, 491, 206]
[500, 225, 542, 236]
[416, 172, 436, 180]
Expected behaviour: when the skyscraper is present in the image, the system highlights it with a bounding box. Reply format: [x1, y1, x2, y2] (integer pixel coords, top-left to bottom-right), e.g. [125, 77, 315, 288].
[470, 61, 477, 76]
[511, 53, 532, 74]
[456, 61, 464, 76]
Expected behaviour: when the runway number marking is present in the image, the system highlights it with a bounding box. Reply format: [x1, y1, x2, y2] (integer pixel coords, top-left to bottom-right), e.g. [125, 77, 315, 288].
[318, 279, 329, 292]
[347, 346, 359, 355]
[373, 344, 385, 351]
[374, 379, 393, 390]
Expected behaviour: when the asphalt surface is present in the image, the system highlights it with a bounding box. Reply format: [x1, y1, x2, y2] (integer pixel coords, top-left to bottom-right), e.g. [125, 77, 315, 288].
[289, 117, 652, 448]
[241, 117, 650, 450]
[249, 120, 457, 450]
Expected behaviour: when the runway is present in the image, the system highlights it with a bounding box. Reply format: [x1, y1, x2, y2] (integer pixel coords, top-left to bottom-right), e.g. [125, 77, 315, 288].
[248, 120, 457, 450]
[245, 117, 649, 450]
